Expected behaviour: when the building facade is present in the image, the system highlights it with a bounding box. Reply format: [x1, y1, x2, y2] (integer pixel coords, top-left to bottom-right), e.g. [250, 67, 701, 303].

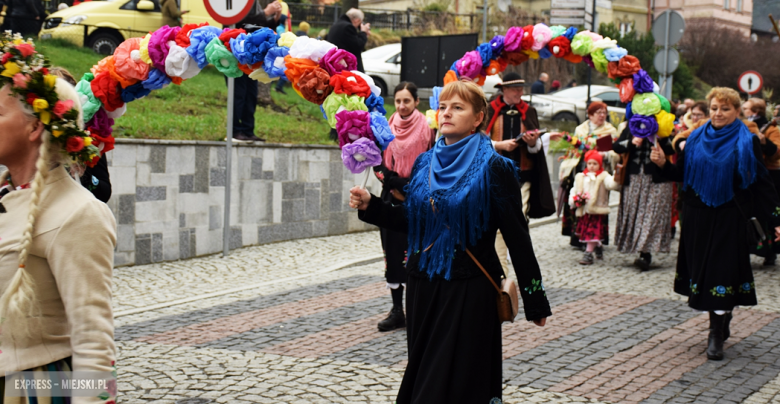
[652, 0, 753, 35]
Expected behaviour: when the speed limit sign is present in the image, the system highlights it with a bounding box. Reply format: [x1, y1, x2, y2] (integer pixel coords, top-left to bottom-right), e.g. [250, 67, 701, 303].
[738, 71, 763, 95]
[204, 0, 255, 25]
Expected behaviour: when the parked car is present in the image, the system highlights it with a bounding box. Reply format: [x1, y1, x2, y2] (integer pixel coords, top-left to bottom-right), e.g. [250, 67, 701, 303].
[521, 84, 626, 124]
[362, 43, 500, 97]
[40, 0, 219, 55]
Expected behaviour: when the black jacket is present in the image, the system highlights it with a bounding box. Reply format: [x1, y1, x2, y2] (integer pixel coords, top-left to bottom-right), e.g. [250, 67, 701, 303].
[612, 126, 676, 186]
[233, 0, 279, 30]
[326, 15, 368, 72]
[81, 154, 112, 203]
[530, 80, 545, 94]
[9, 0, 44, 17]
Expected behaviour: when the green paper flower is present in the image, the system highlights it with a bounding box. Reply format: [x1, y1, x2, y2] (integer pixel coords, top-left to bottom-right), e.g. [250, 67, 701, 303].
[631, 92, 662, 116]
[590, 48, 608, 74]
[549, 25, 567, 38]
[570, 32, 594, 56]
[75, 79, 102, 122]
[656, 93, 671, 113]
[205, 37, 242, 78]
[322, 92, 368, 128]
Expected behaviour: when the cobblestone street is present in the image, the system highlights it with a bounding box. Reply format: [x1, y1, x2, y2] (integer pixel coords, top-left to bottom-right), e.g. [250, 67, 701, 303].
[114, 211, 780, 403]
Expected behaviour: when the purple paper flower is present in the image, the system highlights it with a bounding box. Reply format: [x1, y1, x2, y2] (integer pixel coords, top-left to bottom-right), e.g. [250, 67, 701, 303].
[477, 43, 493, 67]
[582, 55, 594, 68]
[490, 35, 505, 55]
[320, 48, 358, 76]
[141, 68, 171, 90]
[342, 137, 383, 174]
[120, 81, 151, 103]
[86, 108, 115, 136]
[336, 110, 374, 148]
[504, 26, 524, 52]
[370, 112, 395, 150]
[632, 69, 654, 94]
[148, 25, 180, 72]
[457, 51, 483, 79]
[628, 114, 658, 139]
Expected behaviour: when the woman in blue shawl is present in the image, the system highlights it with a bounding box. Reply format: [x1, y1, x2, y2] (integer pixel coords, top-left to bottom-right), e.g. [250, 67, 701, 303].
[349, 81, 551, 403]
[651, 87, 780, 361]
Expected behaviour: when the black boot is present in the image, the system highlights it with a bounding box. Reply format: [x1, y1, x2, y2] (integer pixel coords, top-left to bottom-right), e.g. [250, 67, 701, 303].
[634, 252, 652, 271]
[378, 307, 406, 331]
[723, 312, 732, 341]
[706, 312, 725, 360]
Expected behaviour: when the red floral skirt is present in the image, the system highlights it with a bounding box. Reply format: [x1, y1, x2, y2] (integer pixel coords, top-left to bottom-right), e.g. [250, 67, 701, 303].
[575, 213, 608, 242]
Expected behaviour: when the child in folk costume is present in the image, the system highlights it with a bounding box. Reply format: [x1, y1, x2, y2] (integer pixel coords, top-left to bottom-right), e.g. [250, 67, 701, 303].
[569, 150, 620, 265]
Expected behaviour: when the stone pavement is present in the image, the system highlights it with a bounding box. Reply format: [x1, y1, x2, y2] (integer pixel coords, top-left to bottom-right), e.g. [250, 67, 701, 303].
[114, 210, 780, 403]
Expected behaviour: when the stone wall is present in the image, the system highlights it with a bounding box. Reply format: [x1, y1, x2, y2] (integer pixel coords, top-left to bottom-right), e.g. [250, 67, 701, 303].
[105, 139, 382, 267]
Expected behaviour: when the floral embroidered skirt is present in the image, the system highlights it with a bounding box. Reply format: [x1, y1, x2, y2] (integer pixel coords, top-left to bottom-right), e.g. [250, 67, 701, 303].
[0, 358, 72, 404]
[673, 200, 757, 311]
[615, 173, 673, 254]
[575, 213, 608, 242]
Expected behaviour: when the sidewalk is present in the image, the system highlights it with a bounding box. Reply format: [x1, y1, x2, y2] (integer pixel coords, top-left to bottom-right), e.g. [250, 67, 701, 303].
[114, 215, 780, 403]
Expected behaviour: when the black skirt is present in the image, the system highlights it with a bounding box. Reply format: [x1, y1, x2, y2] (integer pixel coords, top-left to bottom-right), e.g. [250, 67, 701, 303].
[381, 226, 408, 284]
[673, 201, 758, 311]
[398, 274, 503, 404]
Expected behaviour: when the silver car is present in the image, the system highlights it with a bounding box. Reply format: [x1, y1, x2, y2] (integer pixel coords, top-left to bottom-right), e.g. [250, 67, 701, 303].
[521, 85, 626, 124]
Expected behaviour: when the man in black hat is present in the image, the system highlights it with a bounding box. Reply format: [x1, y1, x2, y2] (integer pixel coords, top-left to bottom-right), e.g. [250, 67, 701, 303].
[486, 72, 556, 275]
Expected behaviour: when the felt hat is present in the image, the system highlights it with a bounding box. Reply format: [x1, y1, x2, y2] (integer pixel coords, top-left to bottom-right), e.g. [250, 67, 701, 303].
[495, 72, 526, 88]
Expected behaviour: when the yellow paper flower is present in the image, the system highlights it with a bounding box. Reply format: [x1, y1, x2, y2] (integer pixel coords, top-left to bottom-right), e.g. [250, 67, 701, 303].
[277, 32, 298, 48]
[83, 137, 93, 146]
[52, 130, 64, 138]
[44, 74, 57, 89]
[655, 110, 675, 138]
[522, 49, 540, 59]
[425, 109, 438, 129]
[139, 34, 153, 65]
[1, 61, 21, 77]
[32, 98, 49, 112]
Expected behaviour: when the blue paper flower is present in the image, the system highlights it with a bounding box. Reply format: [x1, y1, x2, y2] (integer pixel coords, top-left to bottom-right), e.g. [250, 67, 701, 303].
[320, 105, 328, 121]
[229, 33, 252, 65]
[263, 46, 290, 78]
[243, 27, 278, 65]
[604, 46, 628, 62]
[490, 35, 505, 55]
[120, 81, 151, 103]
[429, 86, 442, 111]
[633, 69, 654, 94]
[477, 43, 493, 67]
[625, 101, 633, 120]
[449, 60, 460, 76]
[370, 112, 395, 150]
[562, 26, 578, 41]
[538, 46, 553, 59]
[141, 68, 171, 90]
[365, 93, 386, 115]
[186, 26, 224, 69]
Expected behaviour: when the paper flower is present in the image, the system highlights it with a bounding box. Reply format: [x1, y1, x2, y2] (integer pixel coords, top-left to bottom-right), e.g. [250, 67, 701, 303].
[538, 46, 553, 59]
[429, 86, 442, 110]
[570, 32, 594, 56]
[86, 108, 115, 153]
[351, 70, 381, 97]
[186, 26, 223, 68]
[289, 36, 336, 63]
[604, 46, 627, 62]
[490, 35, 504, 55]
[90, 72, 124, 112]
[139, 33, 153, 65]
[582, 54, 594, 68]
[263, 46, 289, 78]
[504, 51, 530, 65]
[632, 69, 653, 94]
[277, 31, 298, 48]
[75, 79, 102, 122]
[503, 27, 523, 52]
[590, 48, 608, 74]
[113, 37, 150, 84]
[341, 137, 382, 174]
[370, 112, 395, 150]
[477, 43, 493, 67]
[322, 92, 368, 128]
[120, 81, 151, 103]
[581, 30, 603, 42]
[249, 68, 278, 83]
[205, 37, 242, 78]
[319, 48, 357, 76]
[619, 77, 635, 103]
[457, 51, 483, 79]
[90, 56, 113, 76]
[284, 55, 319, 84]
[242, 28, 278, 65]
[628, 114, 658, 139]
[520, 25, 535, 50]
[564, 53, 584, 64]
[485, 59, 506, 76]
[549, 25, 567, 38]
[330, 71, 371, 98]
[610, 55, 641, 79]
[297, 67, 332, 104]
[548, 36, 571, 58]
[426, 109, 438, 129]
[625, 101, 633, 120]
[531, 24, 552, 51]
[104, 56, 138, 89]
[175, 22, 207, 48]
[336, 110, 373, 148]
[365, 92, 386, 114]
[656, 93, 671, 113]
[655, 110, 675, 138]
[631, 93, 662, 116]
[105, 103, 127, 119]
[218, 28, 246, 51]
[229, 33, 252, 65]
[142, 67, 172, 90]
[593, 37, 617, 50]
[165, 44, 201, 79]
[562, 26, 578, 40]
[148, 25, 181, 72]
[443, 69, 458, 85]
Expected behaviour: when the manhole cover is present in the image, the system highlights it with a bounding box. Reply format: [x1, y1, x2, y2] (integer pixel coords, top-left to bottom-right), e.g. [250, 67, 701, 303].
[175, 399, 213, 404]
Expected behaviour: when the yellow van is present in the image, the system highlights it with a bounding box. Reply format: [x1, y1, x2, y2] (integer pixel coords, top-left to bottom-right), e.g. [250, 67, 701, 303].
[40, 0, 220, 54]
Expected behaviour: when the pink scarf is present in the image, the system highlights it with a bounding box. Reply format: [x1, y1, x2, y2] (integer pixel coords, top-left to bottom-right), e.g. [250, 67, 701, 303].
[385, 109, 432, 178]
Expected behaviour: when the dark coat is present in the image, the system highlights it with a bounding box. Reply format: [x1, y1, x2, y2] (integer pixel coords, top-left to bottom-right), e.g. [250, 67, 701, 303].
[530, 80, 545, 94]
[81, 154, 112, 203]
[612, 126, 676, 186]
[326, 14, 368, 72]
[233, 0, 279, 30]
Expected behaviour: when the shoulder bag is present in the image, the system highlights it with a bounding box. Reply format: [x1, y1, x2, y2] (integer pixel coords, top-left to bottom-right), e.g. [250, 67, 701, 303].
[466, 248, 519, 323]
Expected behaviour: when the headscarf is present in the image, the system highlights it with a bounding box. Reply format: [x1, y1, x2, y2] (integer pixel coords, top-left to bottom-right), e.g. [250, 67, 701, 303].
[582, 149, 603, 176]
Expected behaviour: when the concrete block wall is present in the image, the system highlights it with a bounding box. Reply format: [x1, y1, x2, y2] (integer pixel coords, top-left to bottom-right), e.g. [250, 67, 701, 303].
[105, 139, 382, 267]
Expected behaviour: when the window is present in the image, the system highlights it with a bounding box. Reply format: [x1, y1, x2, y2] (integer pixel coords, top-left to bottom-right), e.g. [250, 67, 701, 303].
[594, 91, 622, 107]
[723, 0, 730, 9]
[737, 0, 742, 12]
[619, 21, 633, 37]
[121, 0, 161, 11]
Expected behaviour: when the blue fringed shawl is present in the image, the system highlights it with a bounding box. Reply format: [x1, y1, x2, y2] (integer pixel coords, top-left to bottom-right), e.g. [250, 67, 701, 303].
[683, 119, 761, 207]
[405, 134, 515, 279]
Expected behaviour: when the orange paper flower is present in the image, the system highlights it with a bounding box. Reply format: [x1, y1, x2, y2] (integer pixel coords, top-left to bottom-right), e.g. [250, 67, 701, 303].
[284, 55, 319, 84]
[443, 70, 458, 86]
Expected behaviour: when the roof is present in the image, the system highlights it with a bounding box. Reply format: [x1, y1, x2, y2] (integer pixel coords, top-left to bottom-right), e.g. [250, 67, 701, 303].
[752, 0, 780, 34]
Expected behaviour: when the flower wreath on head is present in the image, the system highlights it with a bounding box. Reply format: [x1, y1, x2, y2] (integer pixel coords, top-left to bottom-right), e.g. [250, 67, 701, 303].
[0, 32, 103, 167]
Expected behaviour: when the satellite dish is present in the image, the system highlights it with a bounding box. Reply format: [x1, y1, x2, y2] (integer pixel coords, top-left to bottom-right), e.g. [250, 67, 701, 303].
[497, 0, 511, 13]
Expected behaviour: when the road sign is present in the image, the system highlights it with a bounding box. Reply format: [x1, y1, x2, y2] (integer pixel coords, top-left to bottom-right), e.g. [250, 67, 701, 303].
[551, 9, 585, 17]
[652, 10, 685, 46]
[584, 13, 593, 23]
[596, 0, 611, 9]
[654, 47, 679, 75]
[738, 71, 763, 94]
[204, 0, 254, 25]
[551, 0, 585, 8]
[550, 17, 586, 25]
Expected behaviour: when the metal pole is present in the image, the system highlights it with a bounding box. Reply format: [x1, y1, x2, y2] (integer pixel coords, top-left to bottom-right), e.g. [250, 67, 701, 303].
[482, 0, 487, 42]
[662, 10, 671, 99]
[223, 26, 235, 258]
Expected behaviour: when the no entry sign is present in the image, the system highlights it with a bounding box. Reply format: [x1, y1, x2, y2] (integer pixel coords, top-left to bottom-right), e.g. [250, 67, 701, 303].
[738, 71, 763, 95]
[204, 0, 255, 25]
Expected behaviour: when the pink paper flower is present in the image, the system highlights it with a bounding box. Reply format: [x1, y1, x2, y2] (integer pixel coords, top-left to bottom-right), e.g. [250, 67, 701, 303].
[319, 48, 357, 76]
[336, 110, 373, 148]
[531, 24, 553, 51]
[52, 99, 74, 118]
[12, 73, 29, 88]
[457, 51, 483, 79]
[503, 26, 524, 52]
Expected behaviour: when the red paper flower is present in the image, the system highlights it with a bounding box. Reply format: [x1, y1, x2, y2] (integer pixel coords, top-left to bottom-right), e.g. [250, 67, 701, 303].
[176, 22, 208, 48]
[547, 37, 571, 58]
[520, 25, 535, 50]
[219, 28, 246, 51]
[619, 77, 636, 103]
[563, 53, 583, 64]
[66, 136, 85, 153]
[90, 72, 124, 112]
[329, 71, 371, 98]
[298, 67, 333, 104]
[503, 51, 529, 66]
[86, 154, 100, 168]
[608, 56, 641, 79]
